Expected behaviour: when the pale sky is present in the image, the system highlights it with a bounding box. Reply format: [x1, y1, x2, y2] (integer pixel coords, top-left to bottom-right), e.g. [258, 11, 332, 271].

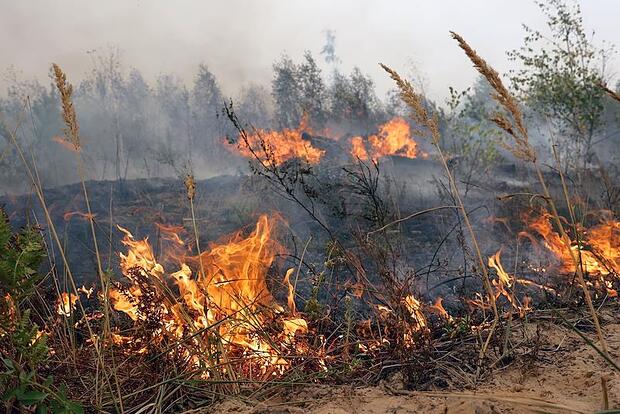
[1, 0, 619, 104]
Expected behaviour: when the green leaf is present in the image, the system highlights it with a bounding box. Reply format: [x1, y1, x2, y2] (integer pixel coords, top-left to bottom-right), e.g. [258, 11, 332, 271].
[65, 400, 84, 414]
[43, 376, 53, 387]
[2, 387, 18, 401]
[19, 390, 48, 405]
[1, 358, 14, 371]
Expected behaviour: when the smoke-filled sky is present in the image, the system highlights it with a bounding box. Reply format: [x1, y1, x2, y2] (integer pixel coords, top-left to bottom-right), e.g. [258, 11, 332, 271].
[2, 0, 619, 104]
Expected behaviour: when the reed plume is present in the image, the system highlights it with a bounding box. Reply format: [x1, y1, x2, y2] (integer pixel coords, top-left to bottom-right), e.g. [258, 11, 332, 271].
[52, 63, 80, 151]
[450, 32, 536, 163]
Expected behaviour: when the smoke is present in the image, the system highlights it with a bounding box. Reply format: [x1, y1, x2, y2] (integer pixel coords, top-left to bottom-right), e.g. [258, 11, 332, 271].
[4, 0, 610, 103]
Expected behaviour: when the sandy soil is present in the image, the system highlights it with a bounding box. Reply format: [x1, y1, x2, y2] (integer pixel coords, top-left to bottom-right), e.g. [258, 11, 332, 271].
[208, 312, 620, 414]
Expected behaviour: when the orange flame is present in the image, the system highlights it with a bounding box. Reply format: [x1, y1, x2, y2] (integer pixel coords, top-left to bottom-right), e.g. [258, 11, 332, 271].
[487, 248, 556, 316]
[52, 135, 80, 153]
[228, 118, 324, 165]
[522, 212, 620, 277]
[108, 215, 309, 376]
[56, 292, 79, 317]
[350, 118, 418, 161]
[63, 211, 96, 221]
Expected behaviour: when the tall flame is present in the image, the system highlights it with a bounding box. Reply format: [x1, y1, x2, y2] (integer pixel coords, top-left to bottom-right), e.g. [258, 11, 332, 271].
[107, 215, 308, 376]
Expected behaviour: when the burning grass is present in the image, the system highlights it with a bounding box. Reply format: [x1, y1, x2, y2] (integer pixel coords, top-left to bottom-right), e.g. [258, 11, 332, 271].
[226, 115, 422, 165]
[3, 28, 620, 414]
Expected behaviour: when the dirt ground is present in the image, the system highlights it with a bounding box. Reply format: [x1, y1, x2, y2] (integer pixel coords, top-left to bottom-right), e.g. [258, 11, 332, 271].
[208, 312, 620, 414]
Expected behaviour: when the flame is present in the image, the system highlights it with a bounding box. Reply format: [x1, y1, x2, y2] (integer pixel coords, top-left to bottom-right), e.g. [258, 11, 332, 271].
[155, 223, 186, 246]
[350, 136, 370, 160]
[108, 215, 309, 376]
[487, 249, 556, 316]
[52, 135, 80, 152]
[63, 211, 96, 221]
[56, 292, 79, 316]
[228, 118, 324, 165]
[429, 297, 451, 321]
[282, 268, 297, 315]
[350, 118, 418, 161]
[488, 250, 512, 286]
[226, 116, 419, 165]
[522, 212, 620, 277]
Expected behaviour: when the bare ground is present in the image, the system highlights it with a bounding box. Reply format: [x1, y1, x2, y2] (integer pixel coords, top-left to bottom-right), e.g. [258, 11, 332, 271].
[206, 310, 620, 414]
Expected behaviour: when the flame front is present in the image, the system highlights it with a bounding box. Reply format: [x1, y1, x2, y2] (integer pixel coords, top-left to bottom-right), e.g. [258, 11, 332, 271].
[108, 215, 309, 377]
[226, 116, 419, 165]
[350, 117, 418, 161]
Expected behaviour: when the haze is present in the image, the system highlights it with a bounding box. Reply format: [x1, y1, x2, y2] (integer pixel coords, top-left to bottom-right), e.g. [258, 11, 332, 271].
[1, 0, 619, 103]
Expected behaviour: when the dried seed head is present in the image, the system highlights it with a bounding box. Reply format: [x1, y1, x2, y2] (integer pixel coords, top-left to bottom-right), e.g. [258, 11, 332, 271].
[52, 63, 80, 151]
[380, 63, 441, 145]
[450, 32, 536, 163]
[184, 174, 196, 200]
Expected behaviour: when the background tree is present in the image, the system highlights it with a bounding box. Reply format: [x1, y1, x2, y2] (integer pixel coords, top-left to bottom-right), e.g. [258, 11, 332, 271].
[272, 55, 302, 129]
[329, 67, 384, 133]
[237, 83, 273, 128]
[508, 0, 614, 168]
[443, 77, 502, 196]
[191, 64, 223, 154]
[298, 51, 328, 128]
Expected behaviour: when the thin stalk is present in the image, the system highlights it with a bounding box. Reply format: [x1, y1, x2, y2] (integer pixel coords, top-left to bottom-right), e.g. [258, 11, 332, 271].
[6, 114, 122, 412]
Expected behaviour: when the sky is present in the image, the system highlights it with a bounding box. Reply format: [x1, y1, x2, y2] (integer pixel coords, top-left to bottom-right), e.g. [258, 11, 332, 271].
[1, 0, 619, 104]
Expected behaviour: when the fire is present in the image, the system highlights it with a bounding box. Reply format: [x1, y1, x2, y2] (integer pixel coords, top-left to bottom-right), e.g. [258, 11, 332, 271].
[56, 292, 79, 317]
[52, 135, 80, 152]
[228, 118, 324, 165]
[226, 116, 420, 165]
[63, 211, 96, 221]
[350, 136, 370, 160]
[403, 295, 427, 331]
[429, 297, 451, 320]
[521, 212, 620, 277]
[486, 249, 557, 317]
[350, 117, 418, 161]
[55, 212, 444, 375]
[107, 215, 309, 376]
[488, 250, 512, 287]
